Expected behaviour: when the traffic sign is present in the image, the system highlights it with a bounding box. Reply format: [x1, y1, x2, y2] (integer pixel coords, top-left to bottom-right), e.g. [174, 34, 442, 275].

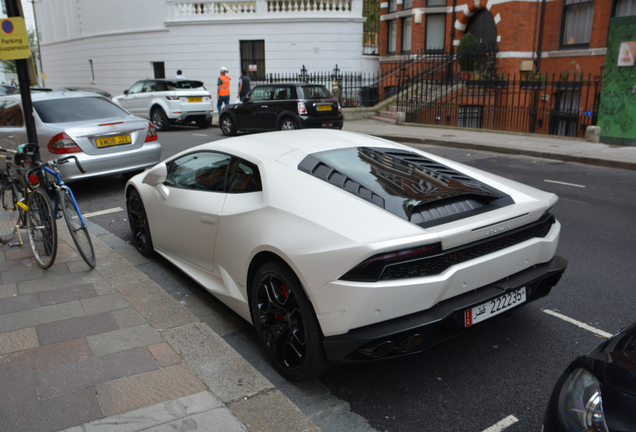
[0, 17, 31, 60]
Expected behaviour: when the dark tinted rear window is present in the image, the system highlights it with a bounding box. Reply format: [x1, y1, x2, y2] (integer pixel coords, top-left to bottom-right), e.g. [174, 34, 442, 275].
[33, 97, 129, 123]
[298, 85, 332, 99]
[167, 80, 205, 90]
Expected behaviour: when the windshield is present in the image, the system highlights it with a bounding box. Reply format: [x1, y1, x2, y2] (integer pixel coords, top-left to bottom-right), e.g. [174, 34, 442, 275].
[33, 97, 129, 123]
[167, 80, 206, 90]
[298, 85, 332, 99]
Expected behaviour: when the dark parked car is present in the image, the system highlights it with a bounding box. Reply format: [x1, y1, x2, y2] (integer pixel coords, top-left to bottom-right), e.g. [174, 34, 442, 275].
[544, 321, 636, 432]
[219, 83, 343, 135]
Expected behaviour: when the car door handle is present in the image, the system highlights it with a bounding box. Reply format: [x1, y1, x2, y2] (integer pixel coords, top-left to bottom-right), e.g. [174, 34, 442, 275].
[261, 105, 268, 108]
[6, 134, 14, 138]
[200, 216, 216, 225]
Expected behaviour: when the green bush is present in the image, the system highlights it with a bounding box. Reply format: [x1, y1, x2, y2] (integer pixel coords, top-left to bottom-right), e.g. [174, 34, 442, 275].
[457, 32, 480, 71]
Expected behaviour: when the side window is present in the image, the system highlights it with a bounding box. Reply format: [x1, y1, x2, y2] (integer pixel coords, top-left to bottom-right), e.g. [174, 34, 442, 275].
[142, 81, 156, 93]
[166, 151, 232, 192]
[128, 81, 144, 95]
[250, 86, 274, 101]
[155, 81, 169, 91]
[226, 158, 262, 193]
[273, 87, 291, 100]
[0, 100, 24, 127]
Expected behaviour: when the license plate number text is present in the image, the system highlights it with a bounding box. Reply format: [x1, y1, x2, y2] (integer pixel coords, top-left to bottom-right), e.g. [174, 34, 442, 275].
[188, 97, 203, 103]
[465, 287, 526, 327]
[317, 105, 332, 111]
[96, 135, 132, 148]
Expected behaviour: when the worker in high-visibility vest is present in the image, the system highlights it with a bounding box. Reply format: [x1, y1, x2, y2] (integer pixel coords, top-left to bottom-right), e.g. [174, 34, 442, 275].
[217, 66, 231, 113]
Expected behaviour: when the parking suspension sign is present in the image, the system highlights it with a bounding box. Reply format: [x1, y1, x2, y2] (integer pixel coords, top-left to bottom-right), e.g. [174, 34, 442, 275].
[0, 17, 31, 60]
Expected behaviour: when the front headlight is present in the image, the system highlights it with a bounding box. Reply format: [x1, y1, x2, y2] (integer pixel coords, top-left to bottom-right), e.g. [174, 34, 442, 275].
[557, 368, 609, 432]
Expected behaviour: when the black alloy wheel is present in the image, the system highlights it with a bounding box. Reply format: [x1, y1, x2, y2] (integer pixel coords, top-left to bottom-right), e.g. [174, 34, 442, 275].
[151, 107, 170, 131]
[220, 115, 237, 136]
[250, 262, 330, 380]
[126, 189, 154, 256]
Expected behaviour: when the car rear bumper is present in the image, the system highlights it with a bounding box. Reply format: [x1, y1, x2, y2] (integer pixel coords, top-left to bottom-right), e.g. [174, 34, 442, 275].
[298, 115, 343, 129]
[322, 254, 568, 364]
[58, 142, 162, 181]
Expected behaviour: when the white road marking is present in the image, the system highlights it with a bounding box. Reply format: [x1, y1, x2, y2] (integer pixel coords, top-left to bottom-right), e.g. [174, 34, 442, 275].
[193, 133, 208, 136]
[82, 207, 123, 218]
[543, 309, 613, 338]
[481, 415, 519, 432]
[544, 179, 586, 188]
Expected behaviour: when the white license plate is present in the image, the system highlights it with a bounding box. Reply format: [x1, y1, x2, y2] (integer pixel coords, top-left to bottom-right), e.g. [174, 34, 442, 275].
[464, 287, 526, 327]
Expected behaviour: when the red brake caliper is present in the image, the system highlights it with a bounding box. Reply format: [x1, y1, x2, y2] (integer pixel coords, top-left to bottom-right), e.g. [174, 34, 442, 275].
[274, 283, 289, 322]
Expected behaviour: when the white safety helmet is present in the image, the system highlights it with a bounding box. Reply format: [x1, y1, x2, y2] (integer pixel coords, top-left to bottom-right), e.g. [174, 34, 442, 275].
[220, 66, 228, 72]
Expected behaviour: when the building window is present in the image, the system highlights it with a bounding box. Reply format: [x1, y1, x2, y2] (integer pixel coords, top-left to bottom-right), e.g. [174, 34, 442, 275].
[615, 0, 636, 16]
[458, 105, 483, 129]
[389, 0, 397, 13]
[426, 14, 446, 51]
[152, 62, 165, 79]
[561, 0, 594, 48]
[427, 0, 447, 6]
[388, 20, 397, 54]
[403, 0, 413, 10]
[402, 17, 412, 54]
[240, 40, 265, 80]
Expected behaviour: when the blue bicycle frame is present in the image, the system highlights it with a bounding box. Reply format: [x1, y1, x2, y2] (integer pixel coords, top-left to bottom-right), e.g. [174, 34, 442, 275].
[44, 165, 88, 227]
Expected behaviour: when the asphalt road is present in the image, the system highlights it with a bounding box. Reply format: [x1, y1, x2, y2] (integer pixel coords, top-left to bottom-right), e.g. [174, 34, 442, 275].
[73, 126, 636, 432]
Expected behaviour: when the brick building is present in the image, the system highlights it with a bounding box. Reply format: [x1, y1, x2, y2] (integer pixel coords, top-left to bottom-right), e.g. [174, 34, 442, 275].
[380, 0, 634, 77]
[376, 0, 636, 138]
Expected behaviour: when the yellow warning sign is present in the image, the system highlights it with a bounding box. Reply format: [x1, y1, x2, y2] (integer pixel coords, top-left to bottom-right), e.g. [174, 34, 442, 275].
[0, 17, 31, 60]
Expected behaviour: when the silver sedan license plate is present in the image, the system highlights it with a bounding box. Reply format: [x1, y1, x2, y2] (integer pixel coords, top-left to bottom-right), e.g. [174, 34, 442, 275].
[464, 287, 526, 327]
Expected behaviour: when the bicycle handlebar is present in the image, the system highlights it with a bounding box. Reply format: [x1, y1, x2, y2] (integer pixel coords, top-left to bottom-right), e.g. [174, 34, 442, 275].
[0, 146, 19, 155]
[55, 155, 86, 173]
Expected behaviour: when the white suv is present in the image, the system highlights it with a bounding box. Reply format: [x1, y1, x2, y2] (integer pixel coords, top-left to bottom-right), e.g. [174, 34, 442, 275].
[114, 79, 213, 131]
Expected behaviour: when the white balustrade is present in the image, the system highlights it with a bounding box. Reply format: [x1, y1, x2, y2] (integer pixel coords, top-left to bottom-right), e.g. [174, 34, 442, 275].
[168, 0, 358, 20]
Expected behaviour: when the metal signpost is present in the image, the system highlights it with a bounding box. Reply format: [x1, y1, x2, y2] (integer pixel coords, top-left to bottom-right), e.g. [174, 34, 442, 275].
[2, 0, 37, 145]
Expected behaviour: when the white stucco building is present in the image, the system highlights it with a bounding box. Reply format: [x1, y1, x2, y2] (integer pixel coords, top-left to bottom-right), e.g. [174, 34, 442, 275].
[1, 0, 37, 85]
[33, 0, 378, 97]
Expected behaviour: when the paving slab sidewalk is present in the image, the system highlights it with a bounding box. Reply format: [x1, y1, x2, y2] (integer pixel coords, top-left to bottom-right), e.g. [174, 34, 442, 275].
[0, 221, 319, 432]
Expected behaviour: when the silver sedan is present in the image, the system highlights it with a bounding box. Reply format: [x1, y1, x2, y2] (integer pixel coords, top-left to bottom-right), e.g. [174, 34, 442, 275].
[0, 91, 162, 181]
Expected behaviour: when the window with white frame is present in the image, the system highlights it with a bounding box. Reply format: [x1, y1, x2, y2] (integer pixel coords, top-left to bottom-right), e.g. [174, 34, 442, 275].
[616, 0, 636, 16]
[426, 14, 446, 51]
[388, 20, 397, 54]
[402, 17, 412, 53]
[562, 0, 594, 47]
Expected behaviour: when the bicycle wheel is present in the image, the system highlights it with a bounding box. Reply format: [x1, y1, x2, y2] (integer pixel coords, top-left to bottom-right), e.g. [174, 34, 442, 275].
[60, 188, 95, 268]
[27, 187, 57, 269]
[0, 177, 21, 243]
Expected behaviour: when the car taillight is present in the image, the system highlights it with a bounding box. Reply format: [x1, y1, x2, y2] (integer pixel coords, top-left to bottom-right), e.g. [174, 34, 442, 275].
[47, 132, 82, 154]
[166, 96, 180, 101]
[340, 244, 442, 282]
[145, 122, 158, 142]
[298, 102, 307, 115]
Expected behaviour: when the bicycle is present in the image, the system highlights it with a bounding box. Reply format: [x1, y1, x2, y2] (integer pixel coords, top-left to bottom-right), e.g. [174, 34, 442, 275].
[0, 147, 27, 245]
[25, 150, 96, 269]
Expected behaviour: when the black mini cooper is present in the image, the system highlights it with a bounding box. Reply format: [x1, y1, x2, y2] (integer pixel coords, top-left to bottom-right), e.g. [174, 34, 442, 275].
[219, 83, 343, 135]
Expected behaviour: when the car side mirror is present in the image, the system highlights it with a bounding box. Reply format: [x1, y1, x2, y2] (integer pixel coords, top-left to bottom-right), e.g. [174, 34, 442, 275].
[142, 163, 167, 187]
[242, 96, 250, 103]
[124, 90, 129, 95]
